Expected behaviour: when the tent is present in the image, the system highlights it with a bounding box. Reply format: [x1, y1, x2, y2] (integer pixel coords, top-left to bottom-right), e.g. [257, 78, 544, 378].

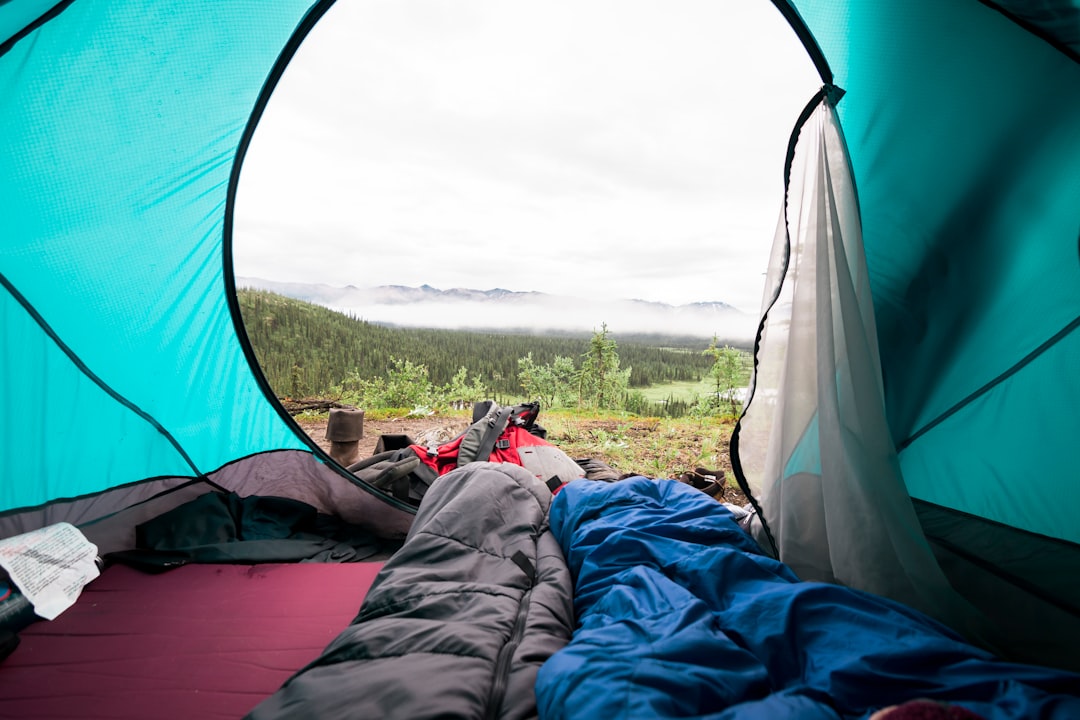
[729, 0, 1080, 673]
[2, 0, 1078, 685]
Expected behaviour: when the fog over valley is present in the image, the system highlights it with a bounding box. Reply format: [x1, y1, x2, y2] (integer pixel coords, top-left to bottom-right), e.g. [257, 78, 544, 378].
[237, 278, 756, 343]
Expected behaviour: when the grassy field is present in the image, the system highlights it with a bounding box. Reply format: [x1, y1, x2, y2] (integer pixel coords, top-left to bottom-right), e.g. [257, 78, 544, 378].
[637, 379, 709, 403]
[540, 411, 739, 488]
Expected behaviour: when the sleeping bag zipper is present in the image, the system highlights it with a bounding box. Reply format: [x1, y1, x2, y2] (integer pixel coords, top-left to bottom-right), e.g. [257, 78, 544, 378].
[485, 549, 537, 720]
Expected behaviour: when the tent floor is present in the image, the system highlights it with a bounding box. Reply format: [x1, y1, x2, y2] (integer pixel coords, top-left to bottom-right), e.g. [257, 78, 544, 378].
[0, 561, 384, 719]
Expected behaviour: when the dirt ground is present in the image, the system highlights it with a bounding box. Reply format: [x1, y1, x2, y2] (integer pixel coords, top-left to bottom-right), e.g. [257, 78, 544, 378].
[295, 415, 473, 459]
[294, 413, 748, 506]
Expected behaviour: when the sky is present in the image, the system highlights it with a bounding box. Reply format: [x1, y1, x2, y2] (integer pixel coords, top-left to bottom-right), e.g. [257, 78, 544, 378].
[233, 0, 822, 317]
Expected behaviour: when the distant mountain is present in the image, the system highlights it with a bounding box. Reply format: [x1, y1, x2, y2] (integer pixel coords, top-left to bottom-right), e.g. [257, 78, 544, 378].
[235, 277, 754, 342]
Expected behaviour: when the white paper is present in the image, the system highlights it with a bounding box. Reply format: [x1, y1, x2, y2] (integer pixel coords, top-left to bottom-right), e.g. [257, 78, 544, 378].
[0, 522, 100, 620]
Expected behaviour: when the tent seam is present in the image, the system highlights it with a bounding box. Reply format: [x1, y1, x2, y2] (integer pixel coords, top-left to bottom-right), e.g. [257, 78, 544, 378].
[767, 0, 834, 85]
[0, 271, 205, 479]
[973, 0, 1080, 64]
[897, 314, 1080, 452]
[0, 0, 75, 58]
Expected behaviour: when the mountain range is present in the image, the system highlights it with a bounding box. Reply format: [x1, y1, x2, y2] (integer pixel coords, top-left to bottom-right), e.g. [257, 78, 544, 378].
[236, 277, 755, 342]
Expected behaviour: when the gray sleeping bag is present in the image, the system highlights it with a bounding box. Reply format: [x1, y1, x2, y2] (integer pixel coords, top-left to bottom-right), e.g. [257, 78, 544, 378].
[247, 461, 575, 719]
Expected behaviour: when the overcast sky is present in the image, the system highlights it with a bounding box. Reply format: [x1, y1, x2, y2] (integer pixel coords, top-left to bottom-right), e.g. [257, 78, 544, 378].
[233, 1, 821, 316]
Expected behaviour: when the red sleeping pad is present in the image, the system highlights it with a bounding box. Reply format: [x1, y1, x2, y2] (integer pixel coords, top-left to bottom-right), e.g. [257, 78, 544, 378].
[0, 562, 383, 719]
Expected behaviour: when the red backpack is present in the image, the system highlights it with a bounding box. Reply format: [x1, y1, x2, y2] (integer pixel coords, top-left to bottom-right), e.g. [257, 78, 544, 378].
[348, 401, 584, 506]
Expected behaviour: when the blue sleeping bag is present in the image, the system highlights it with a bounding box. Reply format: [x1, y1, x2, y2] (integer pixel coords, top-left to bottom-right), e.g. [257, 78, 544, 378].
[536, 478, 1080, 719]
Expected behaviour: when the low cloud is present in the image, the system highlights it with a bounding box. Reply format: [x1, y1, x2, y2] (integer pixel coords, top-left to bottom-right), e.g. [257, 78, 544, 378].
[337, 300, 754, 342]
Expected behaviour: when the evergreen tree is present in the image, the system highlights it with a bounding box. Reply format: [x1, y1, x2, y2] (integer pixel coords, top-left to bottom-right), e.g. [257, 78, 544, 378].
[577, 323, 631, 411]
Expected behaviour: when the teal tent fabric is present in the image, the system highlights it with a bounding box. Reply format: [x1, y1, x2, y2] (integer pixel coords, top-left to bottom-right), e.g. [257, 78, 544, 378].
[1, 0, 317, 511]
[789, 1, 1080, 543]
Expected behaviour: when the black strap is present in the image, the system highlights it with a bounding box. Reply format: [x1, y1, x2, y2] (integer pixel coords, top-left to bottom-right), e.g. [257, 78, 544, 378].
[473, 406, 513, 463]
[510, 550, 535, 581]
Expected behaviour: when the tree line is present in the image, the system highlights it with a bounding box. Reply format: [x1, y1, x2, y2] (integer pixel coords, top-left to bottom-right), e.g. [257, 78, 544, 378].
[236, 289, 718, 403]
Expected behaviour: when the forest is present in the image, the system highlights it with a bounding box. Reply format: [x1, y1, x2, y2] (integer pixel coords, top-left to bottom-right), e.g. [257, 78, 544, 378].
[236, 289, 719, 401]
